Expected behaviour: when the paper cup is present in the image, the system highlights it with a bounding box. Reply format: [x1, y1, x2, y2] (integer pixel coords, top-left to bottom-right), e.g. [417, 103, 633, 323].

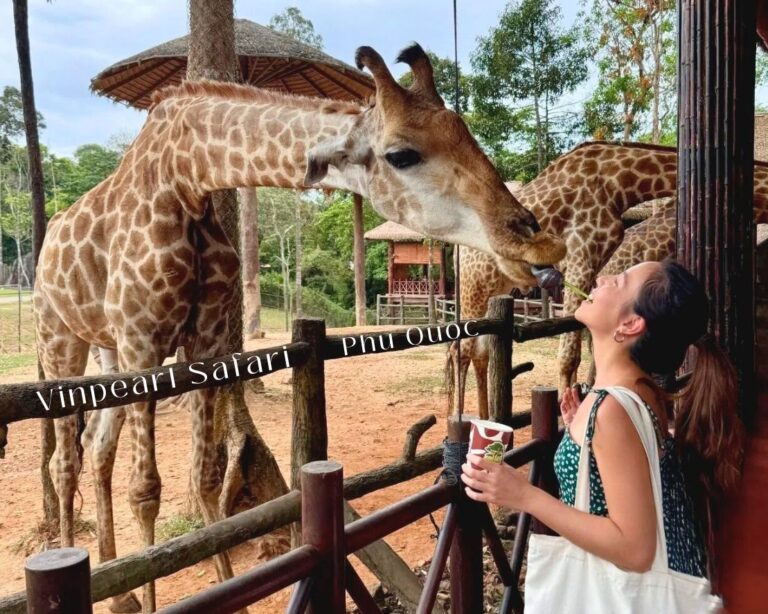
[469, 419, 513, 464]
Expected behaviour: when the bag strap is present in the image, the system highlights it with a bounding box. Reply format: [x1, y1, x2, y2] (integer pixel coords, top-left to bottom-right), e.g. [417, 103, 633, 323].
[573, 385, 669, 572]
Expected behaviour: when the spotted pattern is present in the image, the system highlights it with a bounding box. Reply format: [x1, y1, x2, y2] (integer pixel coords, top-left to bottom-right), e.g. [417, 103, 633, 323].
[553, 389, 707, 577]
[449, 142, 768, 417]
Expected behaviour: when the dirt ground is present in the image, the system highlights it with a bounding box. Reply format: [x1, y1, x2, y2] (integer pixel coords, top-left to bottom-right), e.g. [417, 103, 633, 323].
[0, 325, 586, 612]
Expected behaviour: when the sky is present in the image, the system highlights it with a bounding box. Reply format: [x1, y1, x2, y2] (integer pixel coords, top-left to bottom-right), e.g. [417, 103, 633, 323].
[0, 0, 584, 158]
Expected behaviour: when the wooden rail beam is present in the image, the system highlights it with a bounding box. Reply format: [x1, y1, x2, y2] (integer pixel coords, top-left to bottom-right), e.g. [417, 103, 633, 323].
[0, 342, 309, 424]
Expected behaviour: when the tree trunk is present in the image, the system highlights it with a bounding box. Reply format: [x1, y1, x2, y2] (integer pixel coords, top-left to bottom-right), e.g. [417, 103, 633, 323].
[239, 188, 262, 340]
[651, 19, 662, 143]
[427, 240, 435, 324]
[187, 0, 289, 520]
[352, 193, 366, 325]
[294, 198, 303, 317]
[13, 0, 57, 526]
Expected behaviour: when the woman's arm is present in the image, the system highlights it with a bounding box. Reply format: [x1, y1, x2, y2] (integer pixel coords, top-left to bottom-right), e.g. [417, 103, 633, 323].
[461, 396, 657, 572]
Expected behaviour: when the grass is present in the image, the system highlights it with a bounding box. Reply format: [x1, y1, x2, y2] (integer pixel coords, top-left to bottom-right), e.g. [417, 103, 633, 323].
[261, 307, 291, 333]
[0, 352, 37, 374]
[9, 514, 96, 556]
[0, 288, 31, 297]
[0, 300, 35, 353]
[156, 512, 205, 543]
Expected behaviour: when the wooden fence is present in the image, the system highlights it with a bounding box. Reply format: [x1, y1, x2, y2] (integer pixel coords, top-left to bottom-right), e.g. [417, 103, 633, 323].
[0, 296, 582, 613]
[374, 294, 456, 325]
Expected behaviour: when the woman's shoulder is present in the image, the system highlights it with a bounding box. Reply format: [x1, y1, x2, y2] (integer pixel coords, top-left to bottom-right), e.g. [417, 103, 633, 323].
[589, 393, 645, 445]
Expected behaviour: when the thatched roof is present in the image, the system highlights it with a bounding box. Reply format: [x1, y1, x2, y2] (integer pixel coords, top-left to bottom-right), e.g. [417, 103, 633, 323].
[91, 19, 374, 109]
[365, 221, 427, 243]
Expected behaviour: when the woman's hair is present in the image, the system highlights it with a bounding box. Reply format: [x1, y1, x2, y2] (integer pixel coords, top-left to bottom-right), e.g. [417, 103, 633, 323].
[629, 258, 745, 568]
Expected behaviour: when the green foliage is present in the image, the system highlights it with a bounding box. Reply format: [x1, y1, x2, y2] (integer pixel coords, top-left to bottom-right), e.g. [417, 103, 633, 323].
[398, 51, 470, 112]
[156, 513, 204, 543]
[268, 7, 323, 49]
[581, 0, 676, 142]
[0, 86, 44, 161]
[61, 144, 122, 198]
[470, 0, 589, 178]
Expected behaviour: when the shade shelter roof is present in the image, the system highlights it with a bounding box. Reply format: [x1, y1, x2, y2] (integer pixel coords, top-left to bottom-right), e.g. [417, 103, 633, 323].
[90, 18, 374, 109]
[364, 221, 427, 243]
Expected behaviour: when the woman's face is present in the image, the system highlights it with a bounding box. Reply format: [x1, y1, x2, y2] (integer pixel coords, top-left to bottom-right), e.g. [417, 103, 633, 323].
[574, 261, 662, 336]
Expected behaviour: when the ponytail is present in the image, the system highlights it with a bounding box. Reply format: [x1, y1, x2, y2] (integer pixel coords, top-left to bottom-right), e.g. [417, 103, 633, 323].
[630, 259, 746, 581]
[674, 333, 745, 502]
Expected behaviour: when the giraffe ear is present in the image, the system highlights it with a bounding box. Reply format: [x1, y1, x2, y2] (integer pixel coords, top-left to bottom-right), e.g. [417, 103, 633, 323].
[304, 136, 370, 186]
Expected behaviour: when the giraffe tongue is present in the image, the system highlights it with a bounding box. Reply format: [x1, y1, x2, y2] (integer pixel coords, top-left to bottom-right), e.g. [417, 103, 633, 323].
[530, 265, 563, 291]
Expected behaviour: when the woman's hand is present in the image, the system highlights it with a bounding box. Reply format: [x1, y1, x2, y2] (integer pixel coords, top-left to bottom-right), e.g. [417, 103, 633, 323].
[460, 454, 533, 510]
[560, 385, 581, 425]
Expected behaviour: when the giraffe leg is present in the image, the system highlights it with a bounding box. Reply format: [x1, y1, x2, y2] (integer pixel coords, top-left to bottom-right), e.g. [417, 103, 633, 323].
[184, 334, 239, 587]
[35, 301, 89, 548]
[474, 355, 489, 420]
[557, 266, 596, 394]
[83, 349, 141, 614]
[454, 338, 473, 416]
[116, 342, 165, 614]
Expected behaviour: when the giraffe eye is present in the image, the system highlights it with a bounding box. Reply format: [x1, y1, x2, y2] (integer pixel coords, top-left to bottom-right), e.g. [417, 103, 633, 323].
[385, 149, 422, 169]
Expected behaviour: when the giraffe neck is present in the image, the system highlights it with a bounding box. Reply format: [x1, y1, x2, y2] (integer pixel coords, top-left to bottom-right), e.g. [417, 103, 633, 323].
[753, 163, 768, 223]
[151, 84, 369, 199]
[521, 143, 678, 218]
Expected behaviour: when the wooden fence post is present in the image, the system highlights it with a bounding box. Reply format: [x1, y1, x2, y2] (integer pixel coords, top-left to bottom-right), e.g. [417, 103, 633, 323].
[530, 387, 559, 535]
[487, 296, 514, 425]
[291, 318, 328, 547]
[447, 415, 484, 614]
[301, 461, 345, 614]
[25, 547, 92, 614]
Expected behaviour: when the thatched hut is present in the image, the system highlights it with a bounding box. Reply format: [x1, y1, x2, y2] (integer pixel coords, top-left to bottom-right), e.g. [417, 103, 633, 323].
[90, 19, 373, 108]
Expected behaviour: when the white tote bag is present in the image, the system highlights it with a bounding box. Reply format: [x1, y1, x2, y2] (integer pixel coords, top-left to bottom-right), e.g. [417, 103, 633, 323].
[524, 386, 723, 614]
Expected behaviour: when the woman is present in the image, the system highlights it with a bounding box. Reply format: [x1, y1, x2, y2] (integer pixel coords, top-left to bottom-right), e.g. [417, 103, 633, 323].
[461, 259, 744, 581]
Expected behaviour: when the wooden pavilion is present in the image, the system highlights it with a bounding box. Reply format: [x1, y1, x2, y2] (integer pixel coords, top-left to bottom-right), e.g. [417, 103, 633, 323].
[364, 221, 453, 324]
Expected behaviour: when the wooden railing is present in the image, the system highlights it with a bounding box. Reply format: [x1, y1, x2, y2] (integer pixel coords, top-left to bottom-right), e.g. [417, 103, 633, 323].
[1, 297, 580, 613]
[391, 279, 440, 295]
[374, 294, 456, 325]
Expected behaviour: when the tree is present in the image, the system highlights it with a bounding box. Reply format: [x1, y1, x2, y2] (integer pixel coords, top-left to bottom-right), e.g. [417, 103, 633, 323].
[398, 51, 470, 112]
[471, 0, 589, 177]
[187, 0, 289, 531]
[12, 0, 56, 528]
[582, 0, 676, 142]
[0, 85, 45, 157]
[268, 6, 323, 49]
[259, 188, 297, 329]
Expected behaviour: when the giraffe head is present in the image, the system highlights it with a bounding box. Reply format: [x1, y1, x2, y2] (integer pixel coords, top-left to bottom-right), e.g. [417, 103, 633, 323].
[304, 44, 565, 280]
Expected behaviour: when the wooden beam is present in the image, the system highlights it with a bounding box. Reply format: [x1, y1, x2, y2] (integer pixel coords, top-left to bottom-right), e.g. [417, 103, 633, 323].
[353, 193, 367, 325]
[129, 62, 184, 107]
[298, 71, 329, 97]
[0, 342, 309, 425]
[98, 58, 167, 95]
[311, 64, 370, 99]
[249, 57, 283, 85]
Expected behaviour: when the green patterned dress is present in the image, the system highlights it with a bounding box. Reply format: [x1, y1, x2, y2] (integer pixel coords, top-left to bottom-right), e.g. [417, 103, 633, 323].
[553, 388, 707, 577]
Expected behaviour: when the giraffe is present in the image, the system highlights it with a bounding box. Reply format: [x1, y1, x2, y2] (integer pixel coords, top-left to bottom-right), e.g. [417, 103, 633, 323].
[35, 44, 565, 613]
[447, 141, 768, 417]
